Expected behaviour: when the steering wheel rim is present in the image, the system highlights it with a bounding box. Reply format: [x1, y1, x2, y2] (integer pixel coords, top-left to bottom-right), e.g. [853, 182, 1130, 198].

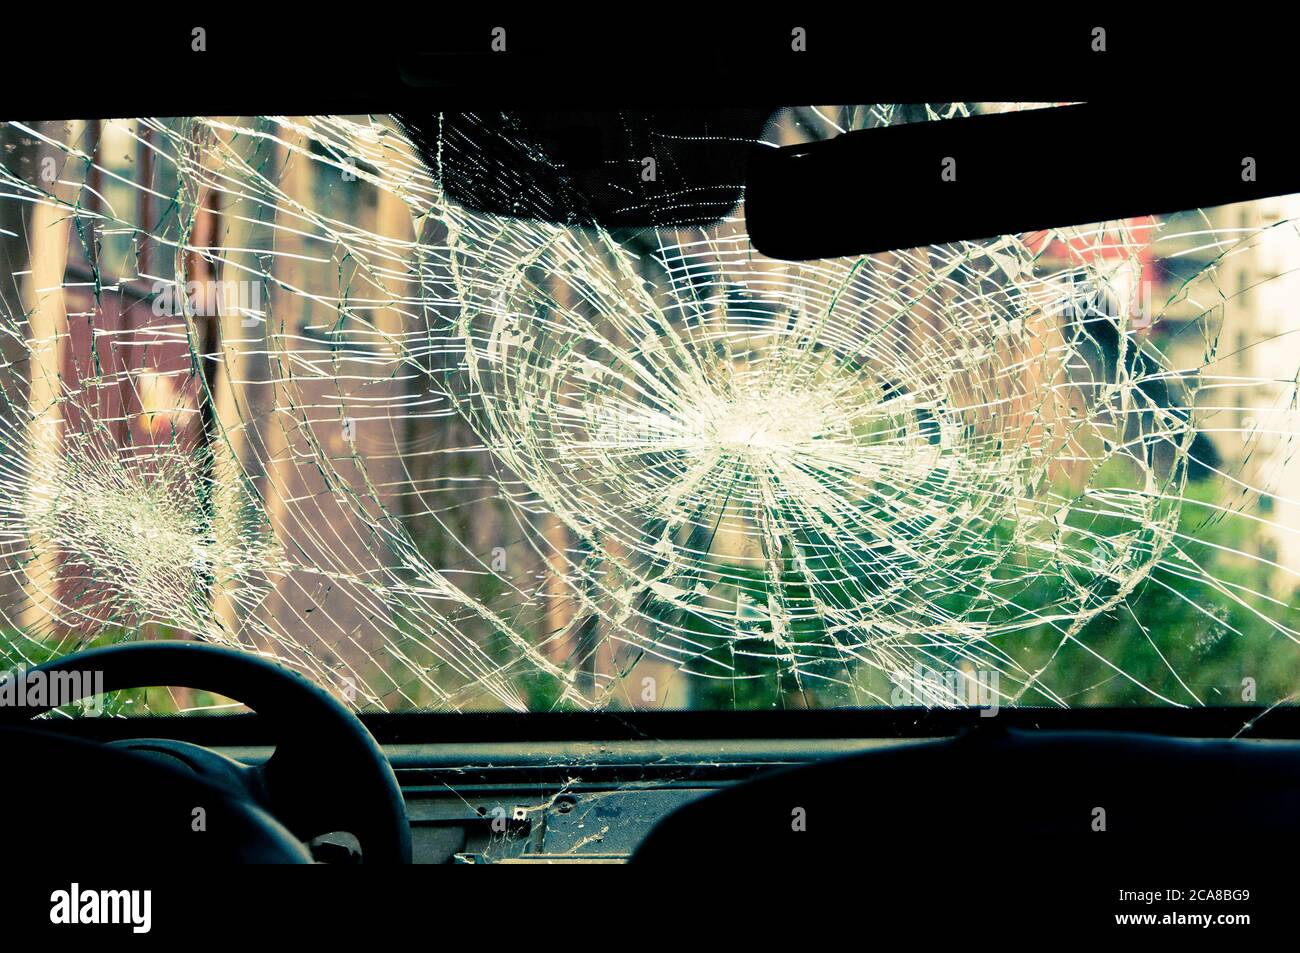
[0, 641, 411, 864]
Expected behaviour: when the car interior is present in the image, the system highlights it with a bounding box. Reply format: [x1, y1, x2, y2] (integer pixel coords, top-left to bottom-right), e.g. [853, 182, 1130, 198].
[0, 17, 1293, 934]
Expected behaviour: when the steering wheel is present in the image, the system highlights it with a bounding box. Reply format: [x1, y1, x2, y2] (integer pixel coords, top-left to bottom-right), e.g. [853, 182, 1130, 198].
[0, 641, 411, 864]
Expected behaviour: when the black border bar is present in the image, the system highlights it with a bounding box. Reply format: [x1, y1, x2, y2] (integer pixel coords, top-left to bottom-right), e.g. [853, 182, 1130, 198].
[0, 14, 1289, 118]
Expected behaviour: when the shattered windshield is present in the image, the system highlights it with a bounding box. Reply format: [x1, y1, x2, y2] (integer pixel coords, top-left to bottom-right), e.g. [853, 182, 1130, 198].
[1, 105, 1297, 714]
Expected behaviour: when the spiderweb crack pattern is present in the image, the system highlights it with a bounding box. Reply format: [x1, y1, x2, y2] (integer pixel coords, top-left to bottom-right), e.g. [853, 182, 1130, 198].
[0, 106, 1296, 713]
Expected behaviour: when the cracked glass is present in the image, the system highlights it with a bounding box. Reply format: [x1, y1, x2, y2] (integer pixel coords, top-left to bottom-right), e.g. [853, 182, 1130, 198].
[1, 104, 1297, 715]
